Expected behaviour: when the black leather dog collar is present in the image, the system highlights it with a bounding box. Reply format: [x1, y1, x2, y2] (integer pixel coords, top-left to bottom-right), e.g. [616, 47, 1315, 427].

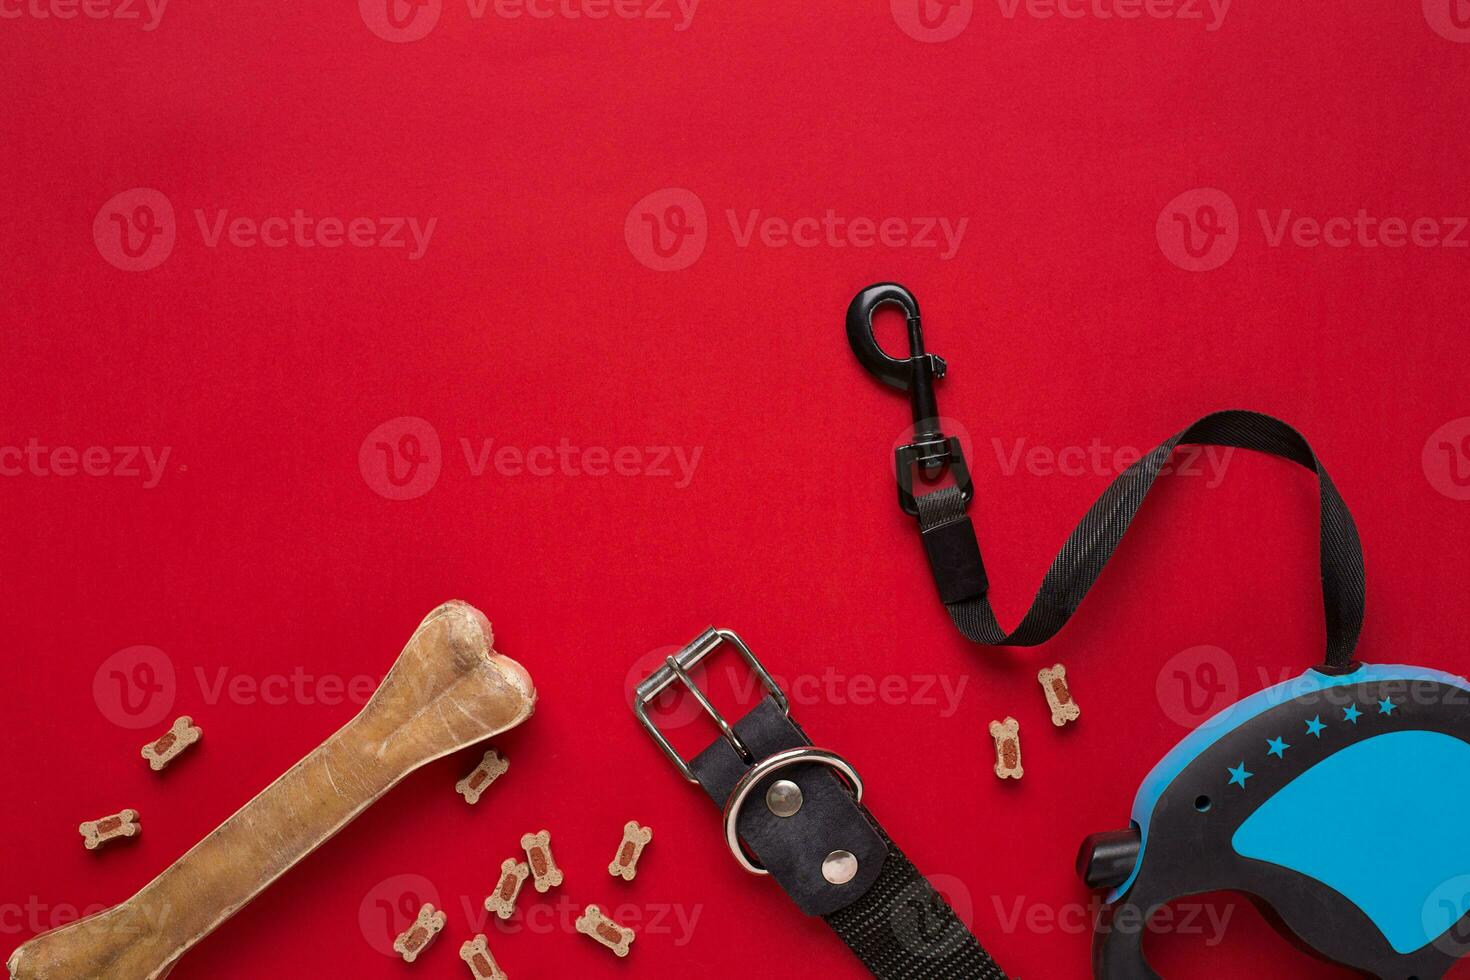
[635, 628, 1006, 980]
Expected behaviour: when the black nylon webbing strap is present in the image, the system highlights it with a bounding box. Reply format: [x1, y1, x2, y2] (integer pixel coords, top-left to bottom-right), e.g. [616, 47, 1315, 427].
[914, 409, 1366, 671]
[825, 827, 1006, 980]
[687, 697, 1006, 979]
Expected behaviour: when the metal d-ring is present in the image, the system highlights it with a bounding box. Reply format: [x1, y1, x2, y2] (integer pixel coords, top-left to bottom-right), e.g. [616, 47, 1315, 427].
[721, 747, 864, 876]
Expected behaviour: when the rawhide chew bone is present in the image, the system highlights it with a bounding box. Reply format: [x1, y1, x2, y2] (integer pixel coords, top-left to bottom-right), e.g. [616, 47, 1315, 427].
[575, 905, 635, 957]
[1039, 663, 1080, 727]
[521, 829, 563, 892]
[455, 748, 508, 804]
[484, 858, 530, 919]
[990, 717, 1023, 780]
[80, 809, 141, 850]
[608, 821, 652, 881]
[459, 934, 507, 980]
[393, 903, 446, 963]
[142, 716, 202, 772]
[8, 601, 535, 980]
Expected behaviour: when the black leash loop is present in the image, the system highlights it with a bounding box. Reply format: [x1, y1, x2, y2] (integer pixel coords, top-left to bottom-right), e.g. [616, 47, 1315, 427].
[848, 285, 1366, 674]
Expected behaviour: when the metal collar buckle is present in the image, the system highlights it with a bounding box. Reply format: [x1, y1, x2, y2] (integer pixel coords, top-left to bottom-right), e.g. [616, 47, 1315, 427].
[633, 627, 790, 783]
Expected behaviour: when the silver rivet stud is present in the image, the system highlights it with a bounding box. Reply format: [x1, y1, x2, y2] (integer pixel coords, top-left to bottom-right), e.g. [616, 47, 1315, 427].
[766, 779, 804, 818]
[822, 850, 859, 885]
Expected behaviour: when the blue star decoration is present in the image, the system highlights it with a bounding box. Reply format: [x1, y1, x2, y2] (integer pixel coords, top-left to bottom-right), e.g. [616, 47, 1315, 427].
[1378, 697, 1398, 716]
[1266, 737, 1290, 758]
[1343, 704, 1363, 724]
[1305, 716, 1327, 738]
[1228, 763, 1253, 788]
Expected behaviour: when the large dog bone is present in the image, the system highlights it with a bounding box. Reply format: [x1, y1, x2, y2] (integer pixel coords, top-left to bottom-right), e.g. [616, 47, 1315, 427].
[8, 600, 535, 980]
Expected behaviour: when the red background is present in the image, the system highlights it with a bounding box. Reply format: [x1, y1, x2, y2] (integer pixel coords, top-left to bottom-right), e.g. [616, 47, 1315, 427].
[3, 1, 1470, 977]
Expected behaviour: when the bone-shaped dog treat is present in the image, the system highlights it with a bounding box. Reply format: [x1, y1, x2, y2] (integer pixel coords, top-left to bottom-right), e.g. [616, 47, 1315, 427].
[1039, 663, 1081, 727]
[459, 934, 507, 980]
[455, 748, 509, 805]
[8, 601, 535, 980]
[393, 903, 446, 963]
[141, 716, 202, 772]
[990, 717, 1023, 780]
[520, 830, 563, 893]
[575, 905, 635, 958]
[608, 821, 652, 881]
[79, 809, 141, 850]
[484, 858, 530, 920]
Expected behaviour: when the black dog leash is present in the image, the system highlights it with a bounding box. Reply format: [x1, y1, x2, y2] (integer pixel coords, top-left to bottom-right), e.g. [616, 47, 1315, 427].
[634, 629, 1007, 979]
[846, 283, 1366, 674]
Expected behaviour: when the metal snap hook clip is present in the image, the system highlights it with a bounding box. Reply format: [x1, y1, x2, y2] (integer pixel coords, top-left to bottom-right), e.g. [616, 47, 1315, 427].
[846, 282, 973, 516]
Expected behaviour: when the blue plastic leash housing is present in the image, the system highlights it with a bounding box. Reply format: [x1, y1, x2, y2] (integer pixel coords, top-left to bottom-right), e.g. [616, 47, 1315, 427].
[1080, 664, 1470, 977]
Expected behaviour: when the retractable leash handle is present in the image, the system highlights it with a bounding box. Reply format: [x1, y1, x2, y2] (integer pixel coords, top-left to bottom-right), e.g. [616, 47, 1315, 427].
[847, 284, 1470, 979]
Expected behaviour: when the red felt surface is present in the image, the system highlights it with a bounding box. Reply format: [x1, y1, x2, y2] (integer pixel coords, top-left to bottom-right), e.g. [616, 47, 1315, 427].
[3, 1, 1470, 977]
